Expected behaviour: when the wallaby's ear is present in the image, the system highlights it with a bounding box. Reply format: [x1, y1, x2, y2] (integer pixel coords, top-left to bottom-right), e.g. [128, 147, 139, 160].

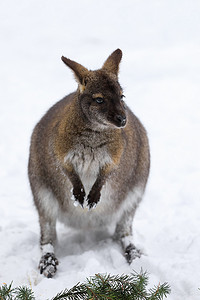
[61, 56, 89, 92]
[102, 49, 122, 76]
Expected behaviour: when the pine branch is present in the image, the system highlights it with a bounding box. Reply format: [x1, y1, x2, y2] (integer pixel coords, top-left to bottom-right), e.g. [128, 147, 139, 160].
[148, 282, 171, 300]
[14, 286, 35, 300]
[0, 270, 171, 300]
[0, 282, 13, 300]
[51, 270, 171, 300]
[0, 283, 35, 300]
[51, 283, 88, 300]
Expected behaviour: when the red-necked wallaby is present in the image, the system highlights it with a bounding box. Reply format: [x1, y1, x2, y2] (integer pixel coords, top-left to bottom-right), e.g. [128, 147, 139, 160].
[28, 49, 150, 278]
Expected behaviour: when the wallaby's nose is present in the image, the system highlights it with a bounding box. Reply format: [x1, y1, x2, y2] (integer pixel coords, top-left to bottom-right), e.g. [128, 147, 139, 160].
[116, 115, 127, 127]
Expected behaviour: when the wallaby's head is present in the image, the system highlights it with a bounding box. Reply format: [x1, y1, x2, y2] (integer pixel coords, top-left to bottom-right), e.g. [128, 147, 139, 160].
[61, 49, 127, 129]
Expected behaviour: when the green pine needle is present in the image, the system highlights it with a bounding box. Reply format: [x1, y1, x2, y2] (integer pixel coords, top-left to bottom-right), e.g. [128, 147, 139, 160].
[0, 282, 14, 300]
[14, 286, 35, 300]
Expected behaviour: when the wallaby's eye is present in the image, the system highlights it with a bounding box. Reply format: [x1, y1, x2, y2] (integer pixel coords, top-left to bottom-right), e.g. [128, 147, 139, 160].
[95, 97, 104, 104]
[92, 93, 104, 104]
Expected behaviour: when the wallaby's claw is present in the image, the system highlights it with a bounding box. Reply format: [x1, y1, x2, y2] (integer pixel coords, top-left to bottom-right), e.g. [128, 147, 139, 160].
[87, 201, 97, 210]
[87, 194, 100, 210]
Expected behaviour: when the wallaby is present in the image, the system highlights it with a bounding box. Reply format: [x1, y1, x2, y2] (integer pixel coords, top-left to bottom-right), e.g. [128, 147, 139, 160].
[28, 49, 150, 278]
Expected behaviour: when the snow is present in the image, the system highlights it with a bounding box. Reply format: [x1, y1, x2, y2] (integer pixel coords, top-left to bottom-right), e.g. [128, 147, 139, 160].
[0, 0, 200, 299]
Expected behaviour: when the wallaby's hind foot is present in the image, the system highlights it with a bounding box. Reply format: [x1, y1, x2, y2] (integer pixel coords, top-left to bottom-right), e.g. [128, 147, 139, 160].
[39, 252, 59, 278]
[125, 243, 142, 264]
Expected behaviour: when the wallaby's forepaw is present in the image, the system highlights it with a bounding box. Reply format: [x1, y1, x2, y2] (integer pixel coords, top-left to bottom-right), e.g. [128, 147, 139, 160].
[72, 186, 86, 207]
[125, 243, 142, 264]
[39, 252, 59, 278]
[87, 190, 100, 209]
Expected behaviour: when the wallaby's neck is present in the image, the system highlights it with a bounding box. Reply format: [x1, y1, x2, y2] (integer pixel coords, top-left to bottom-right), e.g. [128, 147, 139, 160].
[65, 91, 89, 130]
[75, 91, 92, 128]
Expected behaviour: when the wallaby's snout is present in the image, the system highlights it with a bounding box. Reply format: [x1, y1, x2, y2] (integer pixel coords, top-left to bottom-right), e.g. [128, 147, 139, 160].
[106, 96, 127, 128]
[108, 104, 127, 128]
[115, 114, 127, 127]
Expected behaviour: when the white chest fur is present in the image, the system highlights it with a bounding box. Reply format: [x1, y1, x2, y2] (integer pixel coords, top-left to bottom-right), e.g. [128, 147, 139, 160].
[64, 143, 111, 194]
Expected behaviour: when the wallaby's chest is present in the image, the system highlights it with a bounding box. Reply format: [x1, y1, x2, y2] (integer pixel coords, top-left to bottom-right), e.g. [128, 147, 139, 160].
[65, 144, 110, 175]
[64, 130, 112, 191]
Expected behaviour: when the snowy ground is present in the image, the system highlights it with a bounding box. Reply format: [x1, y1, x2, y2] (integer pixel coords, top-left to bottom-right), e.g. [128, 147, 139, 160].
[0, 0, 200, 299]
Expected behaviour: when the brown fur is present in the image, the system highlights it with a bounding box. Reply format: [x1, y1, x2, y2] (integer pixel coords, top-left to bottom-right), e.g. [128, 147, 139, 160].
[28, 49, 150, 277]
